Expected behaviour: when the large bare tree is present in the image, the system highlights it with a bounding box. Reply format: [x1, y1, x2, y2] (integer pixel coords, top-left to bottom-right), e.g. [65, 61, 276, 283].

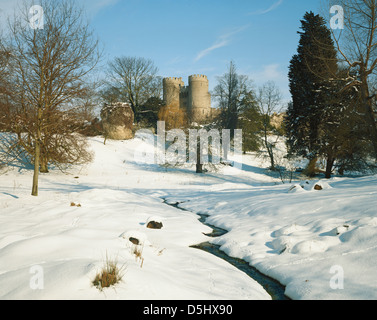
[7, 0, 101, 196]
[327, 0, 377, 159]
[104, 56, 162, 121]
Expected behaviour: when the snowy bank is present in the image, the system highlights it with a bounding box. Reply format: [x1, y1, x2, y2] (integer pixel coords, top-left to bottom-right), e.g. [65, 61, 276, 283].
[166, 175, 377, 300]
[0, 136, 270, 300]
[1, 135, 377, 300]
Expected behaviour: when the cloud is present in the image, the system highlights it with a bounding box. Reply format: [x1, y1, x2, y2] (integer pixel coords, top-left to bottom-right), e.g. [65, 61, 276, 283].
[79, 0, 120, 16]
[194, 39, 228, 63]
[0, 0, 19, 15]
[248, 0, 283, 15]
[254, 64, 285, 81]
[194, 25, 249, 62]
[249, 64, 290, 102]
[90, 0, 119, 12]
[0, 0, 119, 23]
[0, 0, 21, 27]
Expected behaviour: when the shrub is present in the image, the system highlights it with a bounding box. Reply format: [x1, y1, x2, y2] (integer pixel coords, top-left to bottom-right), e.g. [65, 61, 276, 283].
[158, 103, 188, 130]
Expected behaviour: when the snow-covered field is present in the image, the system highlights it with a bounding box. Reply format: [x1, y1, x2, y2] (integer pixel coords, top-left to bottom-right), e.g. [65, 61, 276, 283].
[1, 134, 377, 300]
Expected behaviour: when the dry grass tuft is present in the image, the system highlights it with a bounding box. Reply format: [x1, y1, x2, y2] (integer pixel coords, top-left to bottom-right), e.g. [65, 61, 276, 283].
[132, 244, 145, 268]
[92, 255, 126, 291]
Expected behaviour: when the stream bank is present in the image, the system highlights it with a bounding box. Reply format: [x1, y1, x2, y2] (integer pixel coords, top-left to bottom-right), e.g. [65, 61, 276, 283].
[162, 199, 290, 300]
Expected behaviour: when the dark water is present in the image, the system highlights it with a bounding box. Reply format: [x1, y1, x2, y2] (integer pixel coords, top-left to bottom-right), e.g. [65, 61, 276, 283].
[162, 199, 290, 301]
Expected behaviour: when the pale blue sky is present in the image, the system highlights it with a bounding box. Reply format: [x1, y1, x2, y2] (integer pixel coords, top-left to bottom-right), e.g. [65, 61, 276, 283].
[90, 0, 323, 104]
[0, 0, 327, 105]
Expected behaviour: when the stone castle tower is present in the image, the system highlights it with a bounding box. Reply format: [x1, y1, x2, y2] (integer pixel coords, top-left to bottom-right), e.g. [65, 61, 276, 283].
[163, 75, 216, 123]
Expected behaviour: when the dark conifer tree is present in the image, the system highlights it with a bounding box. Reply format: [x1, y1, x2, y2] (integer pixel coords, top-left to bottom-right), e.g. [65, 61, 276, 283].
[286, 11, 339, 177]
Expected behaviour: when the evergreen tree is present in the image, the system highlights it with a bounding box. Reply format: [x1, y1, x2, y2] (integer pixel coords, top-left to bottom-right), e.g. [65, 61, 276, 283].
[287, 11, 372, 178]
[317, 72, 370, 177]
[286, 11, 339, 177]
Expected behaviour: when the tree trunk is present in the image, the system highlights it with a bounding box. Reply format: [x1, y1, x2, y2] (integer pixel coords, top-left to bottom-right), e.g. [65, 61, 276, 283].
[31, 139, 40, 196]
[267, 144, 275, 171]
[305, 157, 318, 177]
[196, 140, 203, 174]
[32, 107, 42, 196]
[40, 156, 49, 173]
[325, 157, 335, 179]
[264, 129, 275, 171]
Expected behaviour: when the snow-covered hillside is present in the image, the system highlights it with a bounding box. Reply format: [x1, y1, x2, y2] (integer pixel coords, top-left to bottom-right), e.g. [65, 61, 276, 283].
[1, 134, 377, 300]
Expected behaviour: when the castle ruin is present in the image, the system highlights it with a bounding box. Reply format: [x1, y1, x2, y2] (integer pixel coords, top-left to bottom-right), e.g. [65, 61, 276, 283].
[162, 75, 219, 123]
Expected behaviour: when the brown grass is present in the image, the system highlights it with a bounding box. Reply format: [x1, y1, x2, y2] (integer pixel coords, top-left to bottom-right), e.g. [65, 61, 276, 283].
[92, 255, 125, 291]
[132, 244, 145, 268]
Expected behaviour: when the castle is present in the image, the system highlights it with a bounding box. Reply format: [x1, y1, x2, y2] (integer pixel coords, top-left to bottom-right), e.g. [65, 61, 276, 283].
[162, 75, 219, 123]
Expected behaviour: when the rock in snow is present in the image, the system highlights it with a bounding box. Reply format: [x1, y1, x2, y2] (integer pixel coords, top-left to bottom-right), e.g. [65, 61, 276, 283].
[146, 216, 164, 229]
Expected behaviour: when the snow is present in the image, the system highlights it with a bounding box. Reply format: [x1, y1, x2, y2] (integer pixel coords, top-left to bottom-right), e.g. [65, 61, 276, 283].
[165, 176, 377, 300]
[1, 134, 377, 300]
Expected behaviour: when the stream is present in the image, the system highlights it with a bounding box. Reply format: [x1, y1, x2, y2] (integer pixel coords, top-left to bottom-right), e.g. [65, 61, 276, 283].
[162, 198, 290, 301]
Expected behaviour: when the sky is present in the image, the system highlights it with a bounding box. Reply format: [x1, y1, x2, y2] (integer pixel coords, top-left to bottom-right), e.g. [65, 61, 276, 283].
[0, 0, 327, 106]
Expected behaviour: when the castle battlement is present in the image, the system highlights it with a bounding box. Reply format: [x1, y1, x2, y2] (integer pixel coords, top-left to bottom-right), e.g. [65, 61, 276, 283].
[163, 77, 184, 84]
[189, 74, 208, 81]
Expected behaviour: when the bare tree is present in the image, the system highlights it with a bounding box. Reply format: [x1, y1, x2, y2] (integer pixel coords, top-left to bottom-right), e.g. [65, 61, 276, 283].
[213, 61, 253, 134]
[327, 0, 377, 159]
[7, 0, 101, 196]
[256, 81, 283, 171]
[0, 33, 12, 131]
[104, 56, 162, 121]
[0, 30, 18, 170]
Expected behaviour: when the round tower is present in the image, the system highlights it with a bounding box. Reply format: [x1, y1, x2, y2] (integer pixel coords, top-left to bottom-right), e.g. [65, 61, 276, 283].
[163, 77, 184, 107]
[188, 75, 211, 123]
